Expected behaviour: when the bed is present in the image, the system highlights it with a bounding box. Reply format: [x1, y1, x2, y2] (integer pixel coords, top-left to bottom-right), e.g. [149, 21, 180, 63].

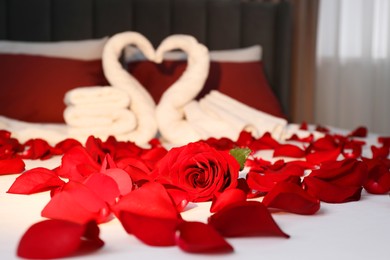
[0, 0, 389, 259]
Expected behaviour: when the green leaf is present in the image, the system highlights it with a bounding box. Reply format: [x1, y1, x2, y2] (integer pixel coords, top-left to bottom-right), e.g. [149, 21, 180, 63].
[229, 148, 251, 170]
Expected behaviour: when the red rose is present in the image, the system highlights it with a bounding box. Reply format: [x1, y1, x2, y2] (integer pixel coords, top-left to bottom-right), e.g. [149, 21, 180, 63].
[152, 142, 240, 202]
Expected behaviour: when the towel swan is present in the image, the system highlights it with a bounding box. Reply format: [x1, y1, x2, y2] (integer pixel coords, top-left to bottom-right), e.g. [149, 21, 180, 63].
[154, 35, 210, 144]
[102, 31, 158, 144]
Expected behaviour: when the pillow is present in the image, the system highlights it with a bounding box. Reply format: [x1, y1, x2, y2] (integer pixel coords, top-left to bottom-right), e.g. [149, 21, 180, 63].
[125, 45, 286, 118]
[0, 39, 108, 123]
[0, 38, 108, 60]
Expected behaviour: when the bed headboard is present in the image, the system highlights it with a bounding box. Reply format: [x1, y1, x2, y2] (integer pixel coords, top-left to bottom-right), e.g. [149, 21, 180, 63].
[0, 0, 292, 118]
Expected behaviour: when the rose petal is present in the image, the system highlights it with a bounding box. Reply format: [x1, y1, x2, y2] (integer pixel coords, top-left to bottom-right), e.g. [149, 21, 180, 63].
[83, 173, 121, 205]
[54, 138, 82, 153]
[42, 181, 111, 224]
[0, 158, 25, 175]
[7, 167, 65, 194]
[273, 144, 306, 158]
[118, 211, 181, 246]
[363, 162, 390, 194]
[176, 221, 233, 253]
[305, 148, 341, 164]
[210, 188, 247, 213]
[113, 182, 182, 246]
[348, 126, 367, 137]
[56, 146, 100, 181]
[249, 132, 280, 151]
[303, 176, 363, 203]
[104, 168, 133, 196]
[17, 220, 103, 259]
[208, 201, 289, 238]
[262, 181, 320, 215]
[20, 139, 59, 160]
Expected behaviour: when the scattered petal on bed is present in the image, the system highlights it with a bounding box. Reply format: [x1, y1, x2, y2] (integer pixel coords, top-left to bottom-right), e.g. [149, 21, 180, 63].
[113, 182, 182, 246]
[363, 158, 390, 194]
[262, 181, 320, 215]
[210, 188, 246, 213]
[83, 173, 120, 205]
[20, 138, 60, 160]
[0, 158, 25, 175]
[17, 219, 103, 259]
[118, 211, 181, 246]
[305, 148, 341, 164]
[7, 167, 65, 194]
[56, 146, 100, 181]
[273, 144, 306, 158]
[348, 126, 367, 138]
[208, 201, 289, 238]
[54, 138, 83, 153]
[303, 159, 368, 203]
[42, 181, 111, 224]
[176, 221, 233, 253]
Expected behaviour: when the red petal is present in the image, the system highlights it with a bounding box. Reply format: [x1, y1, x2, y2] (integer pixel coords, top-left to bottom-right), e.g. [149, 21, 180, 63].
[0, 158, 25, 175]
[164, 184, 190, 212]
[7, 167, 65, 194]
[112, 182, 178, 219]
[364, 164, 390, 194]
[42, 181, 111, 224]
[118, 211, 181, 246]
[83, 173, 121, 205]
[208, 201, 289, 238]
[303, 176, 363, 203]
[305, 148, 341, 164]
[262, 182, 320, 215]
[210, 188, 246, 213]
[273, 144, 306, 158]
[17, 220, 103, 259]
[54, 138, 82, 153]
[113, 182, 182, 246]
[104, 168, 133, 196]
[348, 126, 367, 137]
[20, 139, 58, 159]
[176, 221, 233, 253]
[56, 146, 100, 181]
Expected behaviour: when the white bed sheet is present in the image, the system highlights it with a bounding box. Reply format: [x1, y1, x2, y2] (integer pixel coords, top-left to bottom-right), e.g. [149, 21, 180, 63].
[1, 137, 389, 260]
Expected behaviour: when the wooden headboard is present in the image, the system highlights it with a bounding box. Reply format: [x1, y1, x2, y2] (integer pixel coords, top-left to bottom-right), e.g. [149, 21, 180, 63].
[0, 0, 292, 118]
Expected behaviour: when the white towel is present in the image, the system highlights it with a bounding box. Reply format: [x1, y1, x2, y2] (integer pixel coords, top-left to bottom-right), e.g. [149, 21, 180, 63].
[0, 116, 68, 145]
[154, 35, 210, 145]
[64, 86, 130, 108]
[102, 31, 158, 145]
[202, 91, 288, 140]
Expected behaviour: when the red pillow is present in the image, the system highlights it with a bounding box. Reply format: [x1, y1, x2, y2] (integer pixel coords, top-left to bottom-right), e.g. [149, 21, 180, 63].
[0, 54, 108, 123]
[127, 60, 286, 118]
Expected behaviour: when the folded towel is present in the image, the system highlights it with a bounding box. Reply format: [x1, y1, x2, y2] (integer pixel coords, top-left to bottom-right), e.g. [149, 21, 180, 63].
[202, 91, 288, 140]
[154, 35, 210, 145]
[64, 86, 130, 108]
[184, 100, 256, 140]
[102, 31, 158, 144]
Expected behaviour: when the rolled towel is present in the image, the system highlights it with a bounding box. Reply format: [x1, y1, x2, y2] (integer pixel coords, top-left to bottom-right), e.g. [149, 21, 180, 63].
[202, 90, 288, 140]
[102, 31, 158, 144]
[154, 35, 210, 145]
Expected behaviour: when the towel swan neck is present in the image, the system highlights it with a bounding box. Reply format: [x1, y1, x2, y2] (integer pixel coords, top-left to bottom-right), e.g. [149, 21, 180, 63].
[102, 31, 158, 144]
[154, 35, 210, 144]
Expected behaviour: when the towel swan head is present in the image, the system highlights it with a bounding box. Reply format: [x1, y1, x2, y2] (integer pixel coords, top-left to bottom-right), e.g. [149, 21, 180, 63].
[154, 35, 210, 144]
[102, 31, 158, 144]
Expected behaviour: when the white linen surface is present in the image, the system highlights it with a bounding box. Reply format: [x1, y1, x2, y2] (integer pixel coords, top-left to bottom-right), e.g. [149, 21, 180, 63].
[1, 137, 389, 260]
